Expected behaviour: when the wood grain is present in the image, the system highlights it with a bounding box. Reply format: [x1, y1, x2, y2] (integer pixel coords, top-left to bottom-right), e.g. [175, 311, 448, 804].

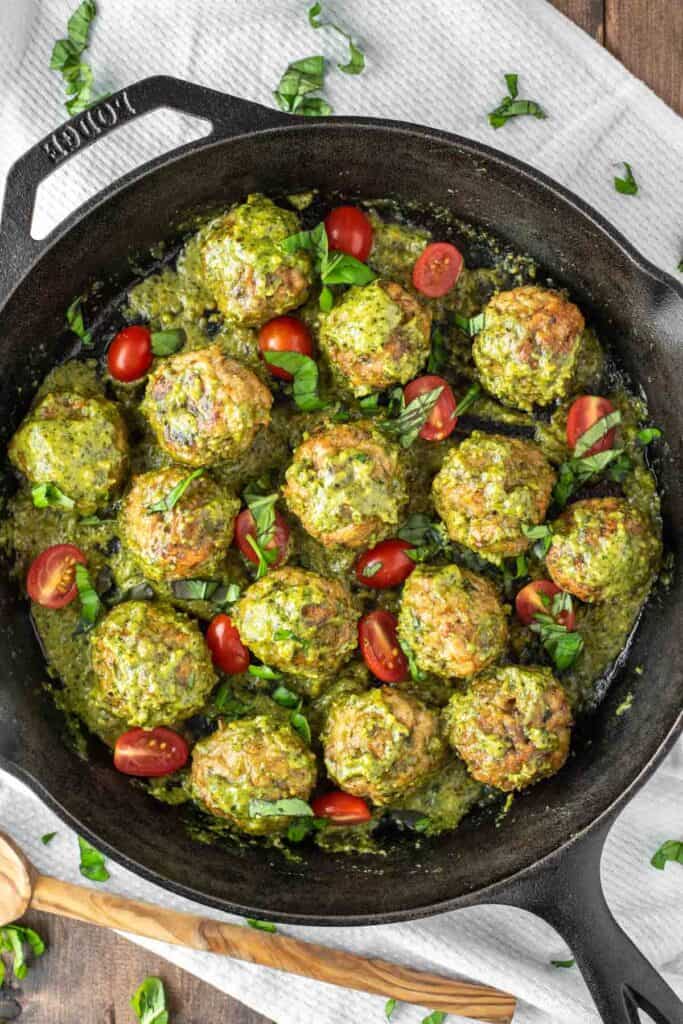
[605, 0, 682, 114]
[552, 0, 605, 42]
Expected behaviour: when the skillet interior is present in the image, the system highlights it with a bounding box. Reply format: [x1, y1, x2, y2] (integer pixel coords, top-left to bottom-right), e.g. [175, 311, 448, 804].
[0, 122, 680, 923]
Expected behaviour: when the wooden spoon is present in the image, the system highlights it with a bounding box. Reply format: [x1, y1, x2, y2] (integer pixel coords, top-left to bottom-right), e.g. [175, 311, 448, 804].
[0, 831, 515, 1022]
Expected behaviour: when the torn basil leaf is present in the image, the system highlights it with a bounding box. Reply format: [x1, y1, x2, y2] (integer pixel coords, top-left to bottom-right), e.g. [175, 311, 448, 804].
[614, 162, 638, 196]
[488, 73, 546, 129]
[130, 976, 169, 1024]
[246, 919, 277, 933]
[50, 1, 109, 117]
[0, 925, 45, 985]
[31, 482, 76, 510]
[522, 523, 553, 558]
[651, 839, 683, 870]
[552, 449, 631, 508]
[146, 468, 203, 513]
[78, 835, 109, 882]
[307, 2, 366, 75]
[532, 613, 584, 671]
[75, 564, 101, 627]
[171, 579, 240, 608]
[361, 560, 382, 579]
[551, 958, 575, 968]
[291, 710, 312, 745]
[248, 664, 282, 681]
[274, 55, 332, 116]
[150, 328, 185, 356]
[573, 410, 621, 458]
[65, 295, 93, 346]
[282, 222, 376, 307]
[381, 385, 444, 448]
[453, 312, 486, 335]
[637, 427, 662, 446]
[454, 382, 482, 416]
[41, 831, 57, 845]
[249, 797, 313, 818]
[385, 997, 397, 1019]
[271, 684, 301, 709]
[264, 352, 328, 411]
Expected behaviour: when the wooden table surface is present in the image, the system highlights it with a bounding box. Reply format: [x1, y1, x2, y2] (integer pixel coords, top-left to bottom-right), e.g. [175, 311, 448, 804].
[4, 3, 680, 1022]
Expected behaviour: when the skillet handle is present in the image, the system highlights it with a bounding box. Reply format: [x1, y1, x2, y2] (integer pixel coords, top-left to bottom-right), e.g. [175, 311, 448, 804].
[496, 818, 682, 1023]
[0, 75, 289, 301]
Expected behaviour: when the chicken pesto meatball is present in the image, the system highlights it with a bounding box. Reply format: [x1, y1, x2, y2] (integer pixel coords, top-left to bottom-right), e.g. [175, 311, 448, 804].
[319, 279, 432, 396]
[472, 286, 589, 410]
[232, 567, 358, 685]
[90, 601, 216, 728]
[443, 665, 572, 792]
[8, 391, 128, 515]
[199, 194, 312, 324]
[190, 716, 317, 835]
[142, 344, 272, 466]
[322, 687, 446, 805]
[398, 564, 508, 679]
[432, 432, 556, 562]
[546, 497, 660, 603]
[120, 468, 240, 582]
[283, 422, 408, 549]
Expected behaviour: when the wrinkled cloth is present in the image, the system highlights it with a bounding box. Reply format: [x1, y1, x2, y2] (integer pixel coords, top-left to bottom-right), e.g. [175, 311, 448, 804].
[0, 2, 681, 1022]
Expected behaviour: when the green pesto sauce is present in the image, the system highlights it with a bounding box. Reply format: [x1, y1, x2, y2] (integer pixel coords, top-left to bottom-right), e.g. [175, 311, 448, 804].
[1, 195, 664, 858]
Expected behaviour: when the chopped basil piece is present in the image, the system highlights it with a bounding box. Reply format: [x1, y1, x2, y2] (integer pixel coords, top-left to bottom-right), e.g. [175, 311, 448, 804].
[130, 976, 169, 1024]
[65, 295, 93, 346]
[615, 692, 633, 717]
[214, 684, 251, 718]
[551, 958, 575, 968]
[522, 523, 553, 558]
[146, 468, 204, 513]
[249, 797, 314, 818]
[248, 664, 282, 681]
[453, 312, 486, 335]
[361, 560, 382, 578]
[291, 710, 312, 745]
[50, 1, 108, 117]
[359, 393, 381, 412]
[246, 534, 278, 579]
[264, 352, 328, 411]
[274, 55, 332, 117]
[75, 564, 101, 628]
[244, 487, 278, 547]
[246, 919, 277, 933]
[171, 579, 241, 607]
[381, 385, 444, 448]
[308, 2, 365, 75]
[399, 638, 426, 683]
[454, 382, 482, 416]
[0, 924, 45, 985]
[421, 1012, 447, 1024]
[651, 839, 683, 871]
[427, 325, 448, 373]
[41, 831, 57, 845]
[150, 328, 185, 356]
[31, 482, 76, 510]
[573, 410, 621, 458]
[271, 684, 301, 709]
[398, 514, 445, 550]
[637, 427, 662, 446]
[282, 222, 375, 308]
[78, 835, 109, 882]
[531, 612, 584, 671]
[287, 817, 324, 842]
[385, 997, 398, 1019]
[488, 73, 546, 129]
[552, 449, 631, 508]
[614, 162, 638, 196]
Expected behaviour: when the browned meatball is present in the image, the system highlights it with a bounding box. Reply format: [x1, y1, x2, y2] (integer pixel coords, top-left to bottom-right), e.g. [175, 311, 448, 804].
[142, 345, 272, 466]
[283, 422, 407, 548]
[443, 665, 572, 792]
[120, 468, 240, 582]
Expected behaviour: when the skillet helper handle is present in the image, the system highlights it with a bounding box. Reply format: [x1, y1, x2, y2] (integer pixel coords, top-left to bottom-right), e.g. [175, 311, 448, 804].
[0, 75, 288, 300]
[30, 873, 516, 1023]
[499, 819, 682, 1024]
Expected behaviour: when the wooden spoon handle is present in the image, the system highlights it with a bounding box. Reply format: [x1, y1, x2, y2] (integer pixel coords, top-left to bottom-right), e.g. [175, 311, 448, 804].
[32, 875, 515, 1022]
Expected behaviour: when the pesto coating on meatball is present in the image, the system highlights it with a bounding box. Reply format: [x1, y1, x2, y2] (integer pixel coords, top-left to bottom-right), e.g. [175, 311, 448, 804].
[142, 344, 272, 466]
[120, 468, 240, 582]
[472, 286, 590, 410]
[546, 497, 660, 603]
[232, 567, 358, 685]
[199, 194, 312, 324]
[90, 601, 216, 727]
[398, 564, 508, 679]
[190, 716, 317, 835]
[322, 686, 447, 805]
[443, 665, 572, 792]
[283, 422, 408, 549]
[319, 279, 432, 396]
[432, 431, 556, 562]
[8, 390, 128, 515]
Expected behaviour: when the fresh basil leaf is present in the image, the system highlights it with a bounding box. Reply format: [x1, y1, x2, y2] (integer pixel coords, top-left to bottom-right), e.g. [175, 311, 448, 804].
[385, 997, 398, 1020]
[31, 482, 76, 510]
[78, 835, 109, 882]
[246, 919, 277, 933]
[573, 410, 621, 458]
[65, 295, 93, 346]
[50, 1, 108, 117]
[245, 534, 277, 579]
[552, 449, 631, 508]
[41, 832, 57, 845]
[150, 328, 185, 356]
[427, 325, 447, 373]
[488, 88, 546, 129]
[249, 798, 313, 818]
[399, 638, 427, 683]
[307, 2, 365, 75]
[505, 73, 519, 98]
[453, 312, 486, 336]
[75, 564, 101, 627]
[308, 2, 323, 27]
[361, 560, 383, 579]
[291, 710, 312, 745]
[651, 839, 683, 871]
[532, 614, 584, 671]
[522, 523, 553, 558]
[282, 221, 375, 307]
[454, 382, 482, 416]
[319, 284, 334, 311]
[131, 976, 169, 1024]
[381, 385, 444, 448]
[171, 579, 240, 608]
[287, 816, 325, 842]
[248, 664, 282, 681]
[271, 683, 301, 709]
[274, 55, 332, 116]
[281, 221, 329, 261]
[0, 925, 46, 984]
[421, 1013, 447, 1024]
[551, 958, 575, 968]
[146, 468, 203, 514]
[264, 352, 328, 411]
[614, 162, 638, 196]
[359, 393, 380, 412]
[637, 427, 662, 446]
[322, 252, 376, 286]
[244, 487, 279, 546]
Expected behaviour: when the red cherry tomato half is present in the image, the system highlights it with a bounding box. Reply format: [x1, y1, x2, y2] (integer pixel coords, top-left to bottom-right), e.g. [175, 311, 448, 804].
[324, 205, 374, 262]
[206, 614, 250, 675]
[258, 317, 314, 380]
[412, 242, 463, 298]
[355, 539, 416, 589]
[566, 396, 617, 457]
[358, 609, 409, 683]
[515, 580, 577, 631]
[403, 375, 458, 441]
[107, 325, 153, 382]
[311, 791, 372, 825]
[235, 509, 290, 569]
[114, 726, 189, 777]
[26, 544, 87, 609]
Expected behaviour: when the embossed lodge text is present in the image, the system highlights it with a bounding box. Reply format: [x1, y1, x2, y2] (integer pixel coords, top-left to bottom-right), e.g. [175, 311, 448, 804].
[41, 91, 137, 164]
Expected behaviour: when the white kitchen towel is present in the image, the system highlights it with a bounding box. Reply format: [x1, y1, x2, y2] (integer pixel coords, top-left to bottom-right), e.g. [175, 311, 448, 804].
[0, 2, 681, 1023]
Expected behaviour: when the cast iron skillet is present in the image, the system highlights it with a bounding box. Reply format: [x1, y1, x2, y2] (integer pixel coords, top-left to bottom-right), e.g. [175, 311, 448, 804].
[0, 77, 681, 1023]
